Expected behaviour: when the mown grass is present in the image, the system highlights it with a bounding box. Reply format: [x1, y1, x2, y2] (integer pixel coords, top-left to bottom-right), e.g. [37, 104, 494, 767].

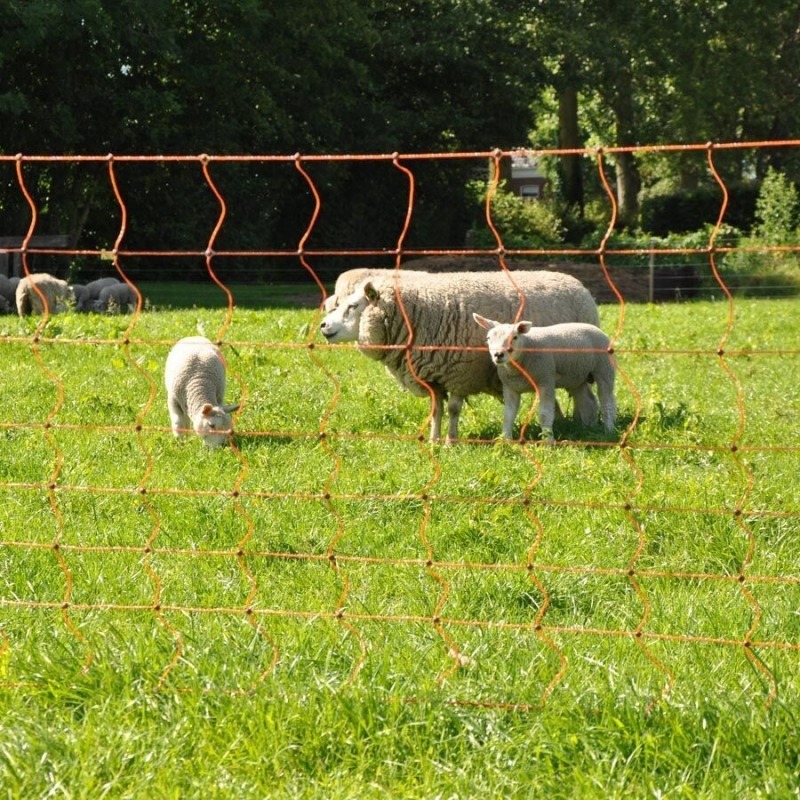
[0, 287, 799, 798]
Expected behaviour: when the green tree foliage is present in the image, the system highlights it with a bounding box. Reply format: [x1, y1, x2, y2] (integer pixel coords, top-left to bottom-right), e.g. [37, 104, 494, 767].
[0, 0, 535, 278]
[1, 0, 799, 278]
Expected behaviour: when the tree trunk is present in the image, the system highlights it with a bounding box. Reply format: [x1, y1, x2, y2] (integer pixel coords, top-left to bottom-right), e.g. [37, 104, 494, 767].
[558, 84, 584, 214]
[611, 68, 641, 229]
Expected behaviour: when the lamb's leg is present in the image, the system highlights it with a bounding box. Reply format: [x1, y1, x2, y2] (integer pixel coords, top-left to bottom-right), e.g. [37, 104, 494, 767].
[168, 399, 191, 439]
[446, 394, 465, 444]
[596, 374, 617, 432]
[536, 382, 557, 442]
[502, 385, 521, 440]
[571, 383, 599, 426]
[429, 391, 444, 442]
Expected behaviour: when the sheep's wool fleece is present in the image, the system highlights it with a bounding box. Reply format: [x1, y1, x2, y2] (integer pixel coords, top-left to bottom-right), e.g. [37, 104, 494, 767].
[164, 337, 226, 415]
[16, 273, 72, 316]
[358, 270, 599, 400]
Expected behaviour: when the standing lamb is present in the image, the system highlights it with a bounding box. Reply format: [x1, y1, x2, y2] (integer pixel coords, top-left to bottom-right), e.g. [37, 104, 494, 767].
[16, 273, 72, 316]
[93, 282, 138, 313]
[164, 336, 240, 448]
[473, 313, 616, 442]
[319, 270, 599, 442]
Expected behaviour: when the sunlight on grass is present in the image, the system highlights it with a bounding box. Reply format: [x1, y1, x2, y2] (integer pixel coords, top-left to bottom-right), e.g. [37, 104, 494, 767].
[0, 293, 798, 796]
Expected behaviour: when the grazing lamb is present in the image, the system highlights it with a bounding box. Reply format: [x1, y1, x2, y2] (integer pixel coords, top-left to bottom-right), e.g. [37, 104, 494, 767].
[15, 273, 72, 316]
[71, 277, 122, 311]
[474, 314, 616, 442]
[93, 281, 138, 313]
[164, 336, 240, 448]
[319, 270, 599, 442]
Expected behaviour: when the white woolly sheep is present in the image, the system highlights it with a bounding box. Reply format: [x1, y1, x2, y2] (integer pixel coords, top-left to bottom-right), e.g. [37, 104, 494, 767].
[319, 270, 599, 442]
[93, 281, 138, 313]
[164, 336, 240, 448]
[16, 273, 72, 316]
[323, 268, 424, 312]
[473, 314, 616, 442]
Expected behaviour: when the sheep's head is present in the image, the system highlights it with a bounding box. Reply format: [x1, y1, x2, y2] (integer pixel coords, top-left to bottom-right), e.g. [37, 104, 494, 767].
[473, 314, 532, 366]
[193, 402, 239, 448]
[319, 280, 376, 343]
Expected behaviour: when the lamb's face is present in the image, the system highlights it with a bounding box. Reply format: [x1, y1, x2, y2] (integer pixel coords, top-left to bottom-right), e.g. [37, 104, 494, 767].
[319, 286, 370, 343]
[485, 324, 523, 366]
[193, 403, 234, 448]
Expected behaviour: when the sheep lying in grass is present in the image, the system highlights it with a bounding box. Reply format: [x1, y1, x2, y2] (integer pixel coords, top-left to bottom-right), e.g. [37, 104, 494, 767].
[474, 313, 616, 442]
[319, 270, 599, 442]
[15, 273, 72, 316]
[93, 281, 138, 313]
[73, 276, 121, 312]
[164, 336, 240, 448]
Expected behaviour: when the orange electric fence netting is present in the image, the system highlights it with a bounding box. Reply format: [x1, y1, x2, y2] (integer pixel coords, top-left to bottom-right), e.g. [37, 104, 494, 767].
[0, 142, 798, 712]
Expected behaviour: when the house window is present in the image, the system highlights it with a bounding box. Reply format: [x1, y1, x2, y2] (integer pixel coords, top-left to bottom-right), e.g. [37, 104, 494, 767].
[520, 184, 541, 200]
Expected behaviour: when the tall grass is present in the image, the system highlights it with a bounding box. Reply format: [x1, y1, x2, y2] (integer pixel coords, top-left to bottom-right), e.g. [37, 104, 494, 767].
[0, 290, 798, 798]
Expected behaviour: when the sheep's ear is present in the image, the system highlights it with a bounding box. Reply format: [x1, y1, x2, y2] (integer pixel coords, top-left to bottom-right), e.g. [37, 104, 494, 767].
[201, 403, 213, 416]
[223, 404, 240, 414]
[473, 313, 496, 330]
[363, 281, 379, 304]
[516, 321, 533, 334]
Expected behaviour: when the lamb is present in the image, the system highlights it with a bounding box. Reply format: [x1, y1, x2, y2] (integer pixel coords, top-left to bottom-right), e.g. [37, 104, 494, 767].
[93, 281, 138, 313]
[164, 336, 240, 448]
[15, 273, 72, 316]
[319, 270, 600, 442]
[473, 314, 616, 442]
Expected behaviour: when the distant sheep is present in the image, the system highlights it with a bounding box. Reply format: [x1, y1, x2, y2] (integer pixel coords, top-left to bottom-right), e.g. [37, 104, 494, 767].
[319, 270, 599, 442]
[15, 273, 72, 316]
[474, 314, 616, 442]
[164, 336, 239, 448]
[93, 282, 138, 313]
[72, 277, 122, 312]
[0, 275, 19, 311]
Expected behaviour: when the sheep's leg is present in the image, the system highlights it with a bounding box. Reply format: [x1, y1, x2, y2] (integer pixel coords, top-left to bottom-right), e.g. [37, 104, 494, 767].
[446, 394, 465, 444]
[596, 374, 617, 432]
[571, 383, 599, 426]
[536, 382, 557, 442]
[168, 399, 191, 439]
[502, 385, 521, 440]
[429, 391, 444, 442]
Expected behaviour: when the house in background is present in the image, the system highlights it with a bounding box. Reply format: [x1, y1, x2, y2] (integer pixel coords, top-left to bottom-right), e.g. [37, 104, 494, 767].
[507, 153, 547, 200]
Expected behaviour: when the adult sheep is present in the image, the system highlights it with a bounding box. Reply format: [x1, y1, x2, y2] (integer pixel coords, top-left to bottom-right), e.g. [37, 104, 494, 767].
[0, 275, 19, 311]
[164, 336, 240, 448]
[16, 273, 72, 316]
[74, 276, 122, 311]
[93, 281, 138, 313]
[474, 314, 616, 442]
[319, 270, 599, 442]
[323, 268, 433, 312]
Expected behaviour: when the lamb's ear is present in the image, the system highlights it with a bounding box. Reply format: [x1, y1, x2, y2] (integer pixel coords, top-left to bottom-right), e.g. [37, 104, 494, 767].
[201, 403, 213, 416]
[223, 404, 240, 414]
[363, 281, 380, 304]
[473, 313, 496, 331]
[516, 321, 533, 334]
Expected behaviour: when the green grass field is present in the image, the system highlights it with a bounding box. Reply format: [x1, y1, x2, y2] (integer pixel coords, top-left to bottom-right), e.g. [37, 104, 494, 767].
[0, 286, 798, 798]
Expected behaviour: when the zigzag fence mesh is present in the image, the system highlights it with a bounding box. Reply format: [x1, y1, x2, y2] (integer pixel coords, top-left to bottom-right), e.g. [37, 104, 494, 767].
[0, 142, 798, 712]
